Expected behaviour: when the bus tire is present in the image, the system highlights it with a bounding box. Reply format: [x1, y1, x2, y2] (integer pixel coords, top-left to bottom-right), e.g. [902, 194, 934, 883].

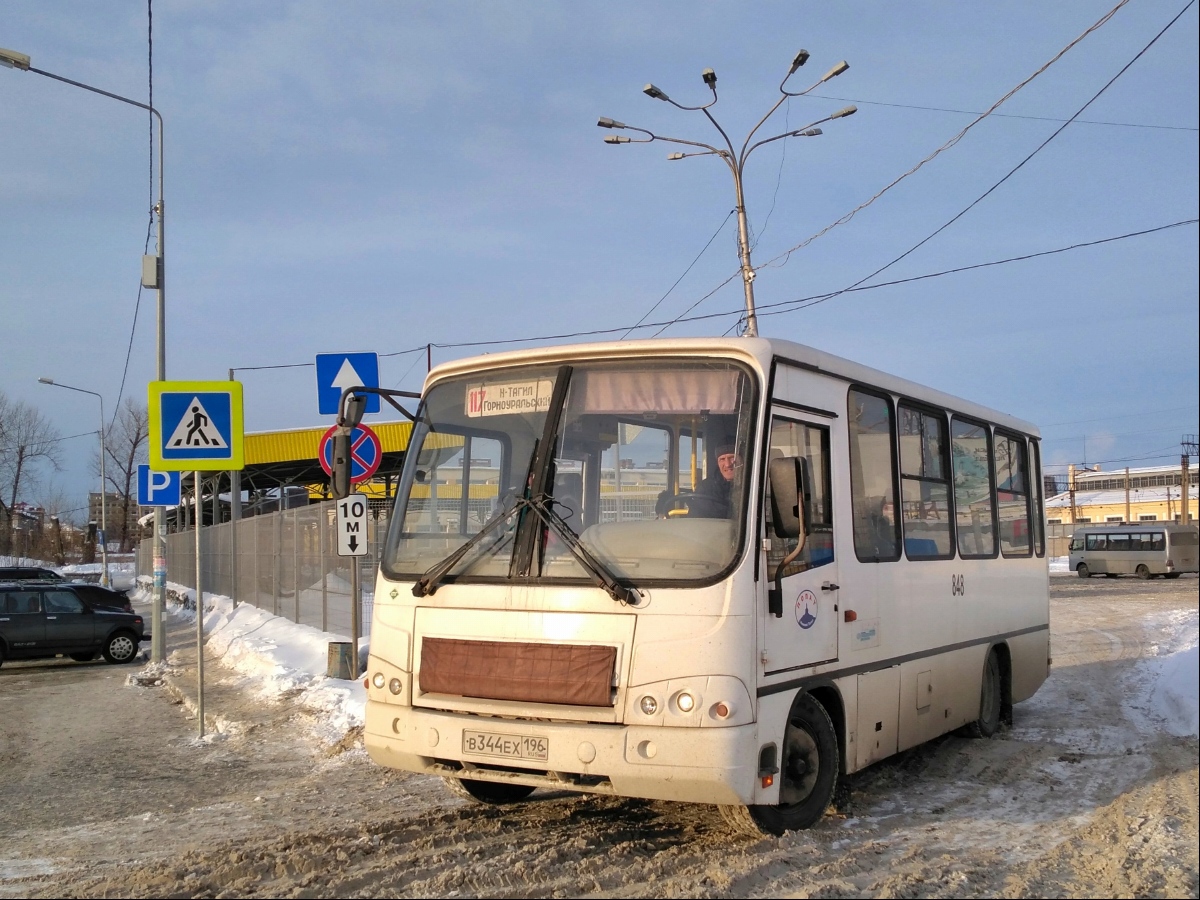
[962, 650, 1002, 739]
[1164, 572, 1181, 579]
[1076, 563, 1091, 578]
[738, 693, 839, 835]
[443, 776, 535, 805]
[1136, 564, 1152, 580]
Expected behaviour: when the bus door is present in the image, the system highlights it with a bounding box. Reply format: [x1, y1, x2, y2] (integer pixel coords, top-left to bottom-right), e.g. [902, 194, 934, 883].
[763, 413, 838, 672]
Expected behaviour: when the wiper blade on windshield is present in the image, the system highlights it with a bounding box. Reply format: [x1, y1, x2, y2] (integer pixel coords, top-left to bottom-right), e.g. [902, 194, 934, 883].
[412, 494, 522, 597]
[527, 497, 638, 606]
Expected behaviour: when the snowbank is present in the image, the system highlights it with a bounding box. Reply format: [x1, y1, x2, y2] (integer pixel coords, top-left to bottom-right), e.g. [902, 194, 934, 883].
[129, 581, 367, 741]
[1149, 646, 1200, 737]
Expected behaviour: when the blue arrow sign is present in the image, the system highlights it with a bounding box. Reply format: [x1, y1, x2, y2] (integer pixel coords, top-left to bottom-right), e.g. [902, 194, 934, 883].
[316, 352, 380, 416]
[137, 465, 181, 506]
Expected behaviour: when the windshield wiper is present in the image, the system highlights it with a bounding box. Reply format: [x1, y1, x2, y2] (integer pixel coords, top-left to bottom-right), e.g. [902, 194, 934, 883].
[412, 493, 523, 597]
[526, 496, 638, 606]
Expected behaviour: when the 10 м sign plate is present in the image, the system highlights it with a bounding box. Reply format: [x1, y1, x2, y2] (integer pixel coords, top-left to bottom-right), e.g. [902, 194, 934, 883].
[336, 493, 369, 557]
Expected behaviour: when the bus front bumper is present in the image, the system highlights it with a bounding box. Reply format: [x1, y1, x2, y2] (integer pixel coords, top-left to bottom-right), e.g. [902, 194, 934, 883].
[365, 699, 758, 805]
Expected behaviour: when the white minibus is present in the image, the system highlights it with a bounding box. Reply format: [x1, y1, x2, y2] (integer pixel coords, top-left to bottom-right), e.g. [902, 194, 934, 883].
[354, 337, 1050, 834]
[1068, 523, 1198, 578]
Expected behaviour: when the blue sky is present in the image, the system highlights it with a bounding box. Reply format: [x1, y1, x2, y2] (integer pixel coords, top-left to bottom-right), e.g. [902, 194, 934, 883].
[2, 1, 1197, 517]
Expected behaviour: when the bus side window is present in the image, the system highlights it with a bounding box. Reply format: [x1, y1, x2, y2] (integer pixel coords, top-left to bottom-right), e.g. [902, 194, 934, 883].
[995, 431, 1032, 557]
[951, 417, 997, 558]
[1086, 534, 1106, 551]
[1150, 532, 1166, 551]
[898, 404, 953, 559]
[1031, 439, 1046, 557]
[848, 388, 900, 562]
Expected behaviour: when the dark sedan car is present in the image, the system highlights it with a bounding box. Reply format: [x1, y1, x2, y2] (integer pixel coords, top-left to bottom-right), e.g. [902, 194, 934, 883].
[0, 582, 147, 667]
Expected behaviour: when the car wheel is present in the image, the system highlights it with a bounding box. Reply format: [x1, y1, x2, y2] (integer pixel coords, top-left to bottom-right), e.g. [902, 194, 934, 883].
[444, 777, 536, 805]
[1076, 563, 1090, 578]
[102, 631, 139, 664]
[70, 652, 98, 662]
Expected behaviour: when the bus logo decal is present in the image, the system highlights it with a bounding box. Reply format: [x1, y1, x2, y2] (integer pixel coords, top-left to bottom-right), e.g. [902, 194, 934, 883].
[796, 590, 818, 629]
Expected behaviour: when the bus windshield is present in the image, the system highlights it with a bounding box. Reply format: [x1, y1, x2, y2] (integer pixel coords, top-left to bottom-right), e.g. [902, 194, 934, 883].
[382, 358, 757, 587]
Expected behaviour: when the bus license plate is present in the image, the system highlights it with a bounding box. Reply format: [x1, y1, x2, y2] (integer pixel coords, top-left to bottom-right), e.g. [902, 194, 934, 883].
[462, 730, 549, 762]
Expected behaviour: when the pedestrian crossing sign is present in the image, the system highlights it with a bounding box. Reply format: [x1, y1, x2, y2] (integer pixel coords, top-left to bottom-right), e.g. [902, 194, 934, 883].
[148, 381, 244, 471]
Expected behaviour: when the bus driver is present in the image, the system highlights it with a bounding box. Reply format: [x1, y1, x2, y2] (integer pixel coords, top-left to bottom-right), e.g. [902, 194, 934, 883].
[688, 443, 742, 518]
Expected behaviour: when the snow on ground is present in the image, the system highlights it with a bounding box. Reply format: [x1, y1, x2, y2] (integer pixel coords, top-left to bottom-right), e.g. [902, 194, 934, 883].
[129, 581, 367, 742]
[1049, 555, 1070, 574]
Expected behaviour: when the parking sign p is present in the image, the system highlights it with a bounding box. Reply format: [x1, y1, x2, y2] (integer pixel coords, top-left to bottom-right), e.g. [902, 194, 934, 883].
[138, 464, 182, 506]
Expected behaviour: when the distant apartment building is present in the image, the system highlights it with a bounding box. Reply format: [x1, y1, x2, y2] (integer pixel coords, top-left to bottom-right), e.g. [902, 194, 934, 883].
[88, 492, 144, 546]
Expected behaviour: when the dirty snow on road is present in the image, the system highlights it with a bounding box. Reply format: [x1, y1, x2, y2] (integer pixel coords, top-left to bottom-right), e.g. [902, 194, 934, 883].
[0, 575, 1195, 898]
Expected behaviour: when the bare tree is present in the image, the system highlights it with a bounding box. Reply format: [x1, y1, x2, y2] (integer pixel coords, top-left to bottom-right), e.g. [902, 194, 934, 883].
[92, 399, 150, 552]
[0, 390, 63, 555]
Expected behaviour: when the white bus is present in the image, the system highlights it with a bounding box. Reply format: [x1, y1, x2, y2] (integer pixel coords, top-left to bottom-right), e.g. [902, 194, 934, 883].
[358, 337, 1050, 834]
[1068, 523, 1198, 579]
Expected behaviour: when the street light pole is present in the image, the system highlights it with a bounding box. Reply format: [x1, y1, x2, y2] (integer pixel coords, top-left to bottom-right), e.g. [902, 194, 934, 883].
[38, 379, 110, 588]
[3, 46, 167, 660]
[598, 52, 855, 338]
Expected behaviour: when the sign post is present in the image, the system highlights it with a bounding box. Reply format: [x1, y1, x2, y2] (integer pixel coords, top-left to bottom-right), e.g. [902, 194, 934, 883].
[336, 492, 369, 680]
[148, 381, 245, 738]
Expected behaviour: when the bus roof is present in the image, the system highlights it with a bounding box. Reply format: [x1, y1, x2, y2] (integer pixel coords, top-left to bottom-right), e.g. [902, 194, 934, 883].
[425, 336, 1041, 437]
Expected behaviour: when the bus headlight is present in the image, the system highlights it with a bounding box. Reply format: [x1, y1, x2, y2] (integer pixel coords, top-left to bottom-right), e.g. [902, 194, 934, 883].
[372, 672, 386, 689]
[388, 677, 403, 695]
[675, 691, 695, 713]
[639, 695, 659, 716]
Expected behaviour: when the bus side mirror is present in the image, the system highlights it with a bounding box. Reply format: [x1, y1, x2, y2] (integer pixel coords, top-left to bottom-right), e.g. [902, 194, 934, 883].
[331, 429, 352, 500]
[769, 456, 809, 539]
[768, 456, 809, 619]
[343, 393, 367, 428]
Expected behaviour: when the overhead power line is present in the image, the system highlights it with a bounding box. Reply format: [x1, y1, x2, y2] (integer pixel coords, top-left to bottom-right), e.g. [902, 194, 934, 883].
[1042, 405, 1200, 428]
[758, 0, 1197, 320]
[754, 0, 1136, 275]
[622, 209, 735, 339]
[222, 218, 1193, 372]
[756, 219, 1198, 318]
[808, 93, 1199, 132]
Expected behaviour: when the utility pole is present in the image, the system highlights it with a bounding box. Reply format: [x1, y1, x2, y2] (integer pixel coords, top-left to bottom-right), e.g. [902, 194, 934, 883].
[1124, 467, 1130, 523]
[1068, 463, 1077, 523]
[598, 50, 856, 337]
[1182, 435, 1198, 525]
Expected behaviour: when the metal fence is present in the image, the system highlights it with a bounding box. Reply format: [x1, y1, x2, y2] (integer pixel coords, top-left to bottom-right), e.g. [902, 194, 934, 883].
[134, 488, 664, 635]
[137, 498, 389, 638]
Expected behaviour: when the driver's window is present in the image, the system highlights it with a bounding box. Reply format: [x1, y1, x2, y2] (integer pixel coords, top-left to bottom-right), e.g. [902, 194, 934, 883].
[765, 418, 834, 576]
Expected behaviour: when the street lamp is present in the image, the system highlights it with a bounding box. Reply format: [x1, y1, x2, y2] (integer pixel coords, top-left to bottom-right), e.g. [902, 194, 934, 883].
[3, 45, 167, 659]
[598, 51, 856, 337]
[38, 378, 110, 588]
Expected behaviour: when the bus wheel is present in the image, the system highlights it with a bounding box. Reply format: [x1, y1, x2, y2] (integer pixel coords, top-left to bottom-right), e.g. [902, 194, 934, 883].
[1136, 564, 1152, 580]
[444, 777, 535, 805]
[735, 693, 839, 835]
[962, 650, 1002, 739]
[1164, 572, 1181, 579]
[1076, 563, 1091, 578]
